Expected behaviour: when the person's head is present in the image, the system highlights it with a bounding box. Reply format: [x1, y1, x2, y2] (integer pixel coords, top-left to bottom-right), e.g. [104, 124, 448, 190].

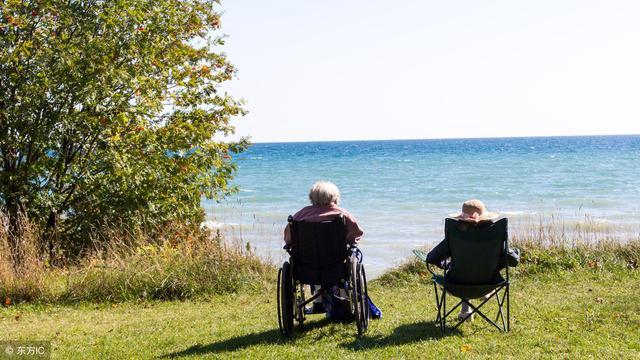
[454, 199, 498, 222]
[461, 199, 486, 219]
[308, 181, 340, 206]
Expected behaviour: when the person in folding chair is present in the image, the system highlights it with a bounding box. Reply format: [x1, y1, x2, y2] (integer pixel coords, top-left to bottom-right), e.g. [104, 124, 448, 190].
[278, 181, 377, 337]
[423, 199, 520, 334]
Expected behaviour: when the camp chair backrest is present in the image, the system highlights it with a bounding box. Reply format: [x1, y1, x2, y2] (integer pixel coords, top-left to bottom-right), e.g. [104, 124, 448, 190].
[445, 218, 508, 285]
[289, 216, 349, 285]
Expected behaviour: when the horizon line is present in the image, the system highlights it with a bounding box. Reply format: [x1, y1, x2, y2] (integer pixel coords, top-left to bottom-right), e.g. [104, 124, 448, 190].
[248, 133, 640, 145]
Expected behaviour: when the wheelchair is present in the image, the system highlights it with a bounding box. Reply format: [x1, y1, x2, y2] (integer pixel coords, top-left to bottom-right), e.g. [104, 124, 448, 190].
[277, 215, 369, 337]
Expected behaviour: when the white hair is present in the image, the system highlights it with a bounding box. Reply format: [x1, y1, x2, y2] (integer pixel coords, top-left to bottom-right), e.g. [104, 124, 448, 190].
[308, 181, 340, 206]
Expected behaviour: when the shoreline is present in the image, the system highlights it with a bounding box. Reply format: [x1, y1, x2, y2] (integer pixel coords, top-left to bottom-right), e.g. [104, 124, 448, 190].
[208, 211, 640, 278]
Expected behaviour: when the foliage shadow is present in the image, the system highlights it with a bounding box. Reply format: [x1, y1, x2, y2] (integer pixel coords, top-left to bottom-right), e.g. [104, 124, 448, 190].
[162, 318, 333, 358]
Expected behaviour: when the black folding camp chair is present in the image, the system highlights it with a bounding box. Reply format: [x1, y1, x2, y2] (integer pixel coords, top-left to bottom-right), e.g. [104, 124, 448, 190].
[277, 215, 369, 337]
[428, 218, 511, 334]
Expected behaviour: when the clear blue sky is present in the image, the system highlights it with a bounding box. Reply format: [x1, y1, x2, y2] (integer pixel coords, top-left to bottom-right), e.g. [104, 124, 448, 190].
[219, 0, 640, 143]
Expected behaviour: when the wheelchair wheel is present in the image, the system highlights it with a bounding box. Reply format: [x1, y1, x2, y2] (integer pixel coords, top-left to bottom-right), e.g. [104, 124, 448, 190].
[277, 261, 294, 337]
[350, 255, 369, 335]
[357, 263, 370, 333]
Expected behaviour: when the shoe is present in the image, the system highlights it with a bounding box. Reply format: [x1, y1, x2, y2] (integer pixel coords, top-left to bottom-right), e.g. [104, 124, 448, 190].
[457, 311, 474, 322]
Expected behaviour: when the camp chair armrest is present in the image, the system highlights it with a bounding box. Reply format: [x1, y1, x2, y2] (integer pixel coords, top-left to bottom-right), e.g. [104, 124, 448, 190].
[426, 262, 441, 277]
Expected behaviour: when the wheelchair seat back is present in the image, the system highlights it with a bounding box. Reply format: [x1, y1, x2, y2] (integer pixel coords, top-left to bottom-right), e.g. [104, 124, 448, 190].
[289, 216, 349, 286]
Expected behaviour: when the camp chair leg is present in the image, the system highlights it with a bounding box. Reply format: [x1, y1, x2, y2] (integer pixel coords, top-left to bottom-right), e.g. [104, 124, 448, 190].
[464, 301, 503, 332]
[494, 288, 508, 331]
[449, 287, 507, 333]
[437, 284, 514, 335]
[449, 299, 474, 333]
[442, 299, 463, 320]
[442, 289, 446, 334]
[433, 282, 448, 334]
[433, 285, 449, 322]
[494, 290, 505, 331]
[433, 283, 442, 324]
[506, 284, 510, 331]
[433, 282, 446, 334]
[442, 299, 464, 335]
[493, 290, 502, 323]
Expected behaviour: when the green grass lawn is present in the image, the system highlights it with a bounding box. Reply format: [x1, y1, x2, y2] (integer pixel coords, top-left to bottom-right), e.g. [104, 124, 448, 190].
[2, 267, 639, 359]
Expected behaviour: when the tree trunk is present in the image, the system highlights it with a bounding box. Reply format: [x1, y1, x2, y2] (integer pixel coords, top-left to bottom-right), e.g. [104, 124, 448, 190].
[6, 197, 25, 274]
[43, 210, 58, 266]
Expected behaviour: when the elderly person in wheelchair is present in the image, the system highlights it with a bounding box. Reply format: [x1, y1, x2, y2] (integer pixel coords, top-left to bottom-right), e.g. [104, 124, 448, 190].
[283, 181, 363, 246]
[278, 181, 371, 337]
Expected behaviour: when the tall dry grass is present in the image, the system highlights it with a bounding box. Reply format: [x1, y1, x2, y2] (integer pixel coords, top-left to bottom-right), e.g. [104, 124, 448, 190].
[0, 214, 274, 304]
[510, 214, 639, 273]
[0, 214, 52, 302]
[510, 213, 630, 246]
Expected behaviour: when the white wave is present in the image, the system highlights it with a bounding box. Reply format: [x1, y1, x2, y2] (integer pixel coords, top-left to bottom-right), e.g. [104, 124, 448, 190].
[240, 188, 256, 193]
[200, 221, 240, 230]
[499, 211, 529, 215]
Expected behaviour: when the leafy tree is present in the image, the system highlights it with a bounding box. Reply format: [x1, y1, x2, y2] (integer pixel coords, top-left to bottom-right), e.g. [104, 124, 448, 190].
[0, 0, 247, 269]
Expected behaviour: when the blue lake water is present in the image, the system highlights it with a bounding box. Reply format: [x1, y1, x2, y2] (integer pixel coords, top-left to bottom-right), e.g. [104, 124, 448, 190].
[203, 135, 640, 277]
